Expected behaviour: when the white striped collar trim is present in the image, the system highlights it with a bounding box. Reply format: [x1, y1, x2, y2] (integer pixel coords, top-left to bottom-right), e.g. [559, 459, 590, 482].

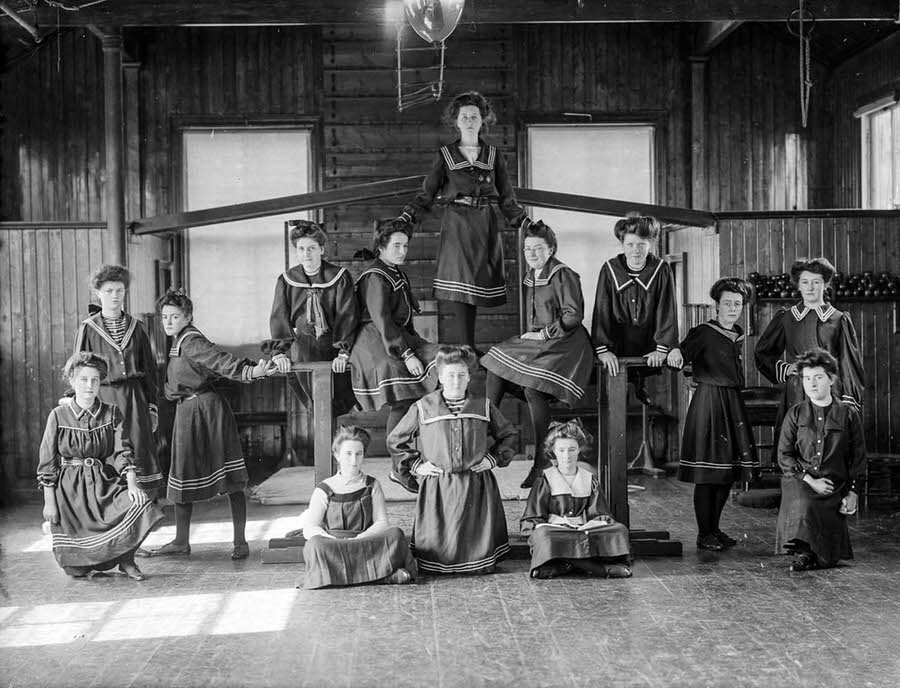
[605, 255, 665, 293]
[169, 327, 204, 356]
[417, 397, 491, 425]
[281, 266, 347, 289]
[357, 264, 408, 291]
[440, 143, 497, 171]
[702, 321, 744, 343]
[790, 303, 836, 322]
[523, 261, 566, 287]
[543, 466, 593, 498]
[83, 313, 138, 351]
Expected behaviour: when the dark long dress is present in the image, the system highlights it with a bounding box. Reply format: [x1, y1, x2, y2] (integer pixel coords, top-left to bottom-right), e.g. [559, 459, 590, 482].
[521, 467, 631, 575]
[677, 321, 759, 484]
[300, 474, 418, 590]
[263, 260, 357, 416]
[775, 399, 865, 564]
[37, 399, 164, 573]
[388, 391, 518, 574]
[163, 326, 254, 503]
[348, 259, 440, 412]
[399, 140, 529, 307]
[481, 257, 594, 406]
[755, 303, 865, 460]
[74, 312, 165, 498]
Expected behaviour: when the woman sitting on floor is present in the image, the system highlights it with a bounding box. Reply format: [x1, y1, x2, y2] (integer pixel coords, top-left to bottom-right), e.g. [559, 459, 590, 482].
[775, 348, 865, 572]
[388, 345, 518, 575]
[296, 425, 417, 589]
[38, 352, 164, 580]
[520, 420, 632, 579]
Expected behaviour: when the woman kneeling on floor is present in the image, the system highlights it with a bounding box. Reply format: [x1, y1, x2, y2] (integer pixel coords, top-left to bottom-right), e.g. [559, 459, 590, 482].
[776, 348, 865, 572]
[296, 425, 416, 589]
[38, 352, 164, 580]
[520, 420, 632, 579]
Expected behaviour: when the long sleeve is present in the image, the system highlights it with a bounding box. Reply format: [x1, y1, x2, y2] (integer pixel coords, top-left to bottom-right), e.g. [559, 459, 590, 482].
[135, 321, 159, 423]
[679, 325, 705, 365]
[493, 149, 528, 228]
[846, 405, 866, 492]
[387, 403, 422, 475]
[777, 406, 803, 478]
[37, 410, 61, 488]
[400, 150, 446, 223]
[360, 275, 411, 360]
[73, 320, 89, 355]
[332, 271, 359, 355]
[542, 269, 585, 340]
[298, 487, 332, 540]
[652, 262, 679, 353]
[591, 263, 616, 356]
[357, 481, 390, 537]
[755, 309, 789, 384]
[265, 276, 294, 356]
[110, 405, 136, 475]
[484, 401, 517, 468]
[585, 477, 614, 519]
[837, 313, 865, 409]
[520, 476, 551, 525]
[182, 335, 257, 383]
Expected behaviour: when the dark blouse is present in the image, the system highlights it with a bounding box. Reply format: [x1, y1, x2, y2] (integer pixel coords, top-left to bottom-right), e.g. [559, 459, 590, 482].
[680, 321, 746, 388]
[163, 326, 256, 401]
[525, 257, 586, 339]
[355, 259, 422, 361]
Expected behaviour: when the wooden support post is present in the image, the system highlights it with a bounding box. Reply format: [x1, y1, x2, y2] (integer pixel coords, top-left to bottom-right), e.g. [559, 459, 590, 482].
[286, 361, 334, 484]
[690, 56, 709, 211]
[101, 30, 127, 266]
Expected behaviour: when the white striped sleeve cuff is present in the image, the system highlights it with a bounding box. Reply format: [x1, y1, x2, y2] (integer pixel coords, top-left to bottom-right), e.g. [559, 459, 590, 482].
[484, 453, 497, 469]
[655, 344, 670, 354]
[595, 345, 609, 356]
[401, 349, 415, 361]
[776, 360, 789, 384]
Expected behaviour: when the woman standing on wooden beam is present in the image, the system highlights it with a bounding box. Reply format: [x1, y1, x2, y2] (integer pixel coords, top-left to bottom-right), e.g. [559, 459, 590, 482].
[398, 91, 532, 349]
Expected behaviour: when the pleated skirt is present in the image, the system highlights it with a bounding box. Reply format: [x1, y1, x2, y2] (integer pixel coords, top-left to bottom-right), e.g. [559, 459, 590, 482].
[302, 526, 418, 589]
[527, 522, 631, 573]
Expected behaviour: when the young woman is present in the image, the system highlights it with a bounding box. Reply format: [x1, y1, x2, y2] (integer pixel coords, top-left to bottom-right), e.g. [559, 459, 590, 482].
[38, 352, 164, 580]
[348, 218, 441, 493]
[150, 289, 275, 560]
[520, 420, 631, 579]
[296, 425, 417, 589]
[398, 90, 532, 348]
[264, 220, 357, 417]
[74, 264, 164, 499]
[677, 278, 760, 551]
[755, 258, 865, 460]
[775, 348, 865, 571]
[388, 345, 518, 575]
[481, 221, 594, 488]
[591, 213, 682, 403]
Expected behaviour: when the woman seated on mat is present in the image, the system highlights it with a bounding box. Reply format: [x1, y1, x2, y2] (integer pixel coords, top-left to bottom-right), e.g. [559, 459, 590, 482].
[388, 345, 518, 575]
[38, 352, 164, 580]
[520, 419, 631, 579]
[481, 220, 594, 490]
[775, 348, 865, 572]
[296, 425, 416, 589]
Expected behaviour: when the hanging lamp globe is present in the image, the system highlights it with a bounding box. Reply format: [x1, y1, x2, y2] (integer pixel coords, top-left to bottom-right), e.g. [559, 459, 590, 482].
[403, 0, 466, 43]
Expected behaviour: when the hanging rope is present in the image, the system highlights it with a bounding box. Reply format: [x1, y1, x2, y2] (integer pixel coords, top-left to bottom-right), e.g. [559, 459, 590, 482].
[787, 2, 815, 128]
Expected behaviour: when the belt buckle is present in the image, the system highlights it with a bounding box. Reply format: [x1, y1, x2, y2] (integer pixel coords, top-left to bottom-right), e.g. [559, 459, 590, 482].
[83, 458, 97, 467]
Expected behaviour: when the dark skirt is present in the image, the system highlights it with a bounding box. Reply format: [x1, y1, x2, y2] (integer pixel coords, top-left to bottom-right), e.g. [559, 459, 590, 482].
[527, 522, 631, 573]
[100, 379, 165, 499]
[50, 463, 165, 570]
[677, 384, 759, 485]
[775, 476, 852, 564]
[433, 204, 507, 307]
[480, 326, 593, 406]
[349, 325, 440, 412]
[168, 390, 249, 503]
[302, 526, 418, 589]
[412, 470, 509, 574]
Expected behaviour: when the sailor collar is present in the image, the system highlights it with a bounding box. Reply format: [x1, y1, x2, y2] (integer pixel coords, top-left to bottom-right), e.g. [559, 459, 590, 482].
[543, 466, 593, 499]
[68, 397, 103, 420]
[524, 257, 566, 287]
[702, 320, 744, 343]
[417, 394, 491, 424]
[606, 253, 665, 292]
[440, 139, 497, 171]
[169, 325, 204, 356]
[281, 261, 347, 289]
[82, 311, 138, 351]
[790, 303, 837, 323]
[357, 259, 409, 291]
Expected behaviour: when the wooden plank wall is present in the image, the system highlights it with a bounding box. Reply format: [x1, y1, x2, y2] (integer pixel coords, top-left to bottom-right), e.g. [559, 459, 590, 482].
[719, 213, 900, 454]
[828, 31, 900, 208]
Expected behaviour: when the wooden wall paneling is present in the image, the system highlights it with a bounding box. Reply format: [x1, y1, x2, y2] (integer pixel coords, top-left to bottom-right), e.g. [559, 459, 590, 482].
[0, 230, 14, 491]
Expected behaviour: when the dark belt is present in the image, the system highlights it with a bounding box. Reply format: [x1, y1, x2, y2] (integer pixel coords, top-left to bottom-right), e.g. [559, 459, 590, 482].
[62, 458, 100, 467]
[452, 196, 493, 208]
[177, 389, 211, 404]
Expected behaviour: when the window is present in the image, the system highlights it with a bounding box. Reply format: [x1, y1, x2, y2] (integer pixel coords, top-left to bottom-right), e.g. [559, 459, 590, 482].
[858, 96, 900, 209]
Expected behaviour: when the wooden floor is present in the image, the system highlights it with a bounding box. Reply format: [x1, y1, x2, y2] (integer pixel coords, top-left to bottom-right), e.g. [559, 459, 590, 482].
[1, 476, 899, 688]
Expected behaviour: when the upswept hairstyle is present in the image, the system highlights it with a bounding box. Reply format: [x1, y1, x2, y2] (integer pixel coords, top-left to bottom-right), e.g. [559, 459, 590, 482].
[790, 257, 836, 286]
[613, 212, 661, 243]
[332, 425, 372, 456]
[794, 348, 839, 378]
[62, 351, 109, 383]
[441, 91, 498, 133]
[90, 264, 131, 291]
[709, 277, 754, 304]
[523, 220, 557, 255]
[372, 218, 413, 254]
[155, 287, 194, 320]
[434, 344, 477, 374]
[542, 418, 593, 460]
[287, 219, 327, 249]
